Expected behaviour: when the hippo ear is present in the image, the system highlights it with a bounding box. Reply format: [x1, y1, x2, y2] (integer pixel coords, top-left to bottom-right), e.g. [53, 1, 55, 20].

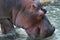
[39, 0, 54, 6]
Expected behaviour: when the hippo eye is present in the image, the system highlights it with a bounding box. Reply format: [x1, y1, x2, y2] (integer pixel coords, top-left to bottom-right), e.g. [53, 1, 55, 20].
[32, 4, 38, 10]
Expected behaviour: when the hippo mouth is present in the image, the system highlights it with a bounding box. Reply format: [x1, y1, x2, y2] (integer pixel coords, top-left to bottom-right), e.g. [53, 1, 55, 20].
[25, 16, 55, 39]
[26, 26, 55, 39]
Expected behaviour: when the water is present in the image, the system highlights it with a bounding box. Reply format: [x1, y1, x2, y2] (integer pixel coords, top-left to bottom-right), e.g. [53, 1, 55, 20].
[0, 0, 60, 40]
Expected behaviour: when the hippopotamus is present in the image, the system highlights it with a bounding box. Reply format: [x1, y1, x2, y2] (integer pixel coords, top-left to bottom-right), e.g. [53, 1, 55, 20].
[0, 0, 55, 39]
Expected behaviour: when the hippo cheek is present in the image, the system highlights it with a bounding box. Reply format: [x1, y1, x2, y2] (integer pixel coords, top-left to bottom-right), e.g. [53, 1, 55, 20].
[38, 16, 55, 38]
[39, 27, 49, 38]
[39, 26, 55, 38]
[26, 26, 40, 38]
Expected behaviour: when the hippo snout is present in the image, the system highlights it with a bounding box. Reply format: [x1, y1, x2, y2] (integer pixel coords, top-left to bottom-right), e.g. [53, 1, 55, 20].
[47, 26, 55, 37]
[40, 26, 55, 38]
[39, 16, 55, 38]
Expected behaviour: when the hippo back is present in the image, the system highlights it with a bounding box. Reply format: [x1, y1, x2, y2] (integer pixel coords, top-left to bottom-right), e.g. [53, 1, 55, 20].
[0, 0, 21, 19]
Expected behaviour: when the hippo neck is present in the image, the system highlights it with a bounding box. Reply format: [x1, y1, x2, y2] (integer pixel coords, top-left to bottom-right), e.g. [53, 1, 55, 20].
[12, 8, 19, 25]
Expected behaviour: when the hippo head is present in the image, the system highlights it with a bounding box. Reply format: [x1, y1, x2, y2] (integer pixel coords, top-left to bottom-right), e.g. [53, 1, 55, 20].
[12, 0, 55, 39]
